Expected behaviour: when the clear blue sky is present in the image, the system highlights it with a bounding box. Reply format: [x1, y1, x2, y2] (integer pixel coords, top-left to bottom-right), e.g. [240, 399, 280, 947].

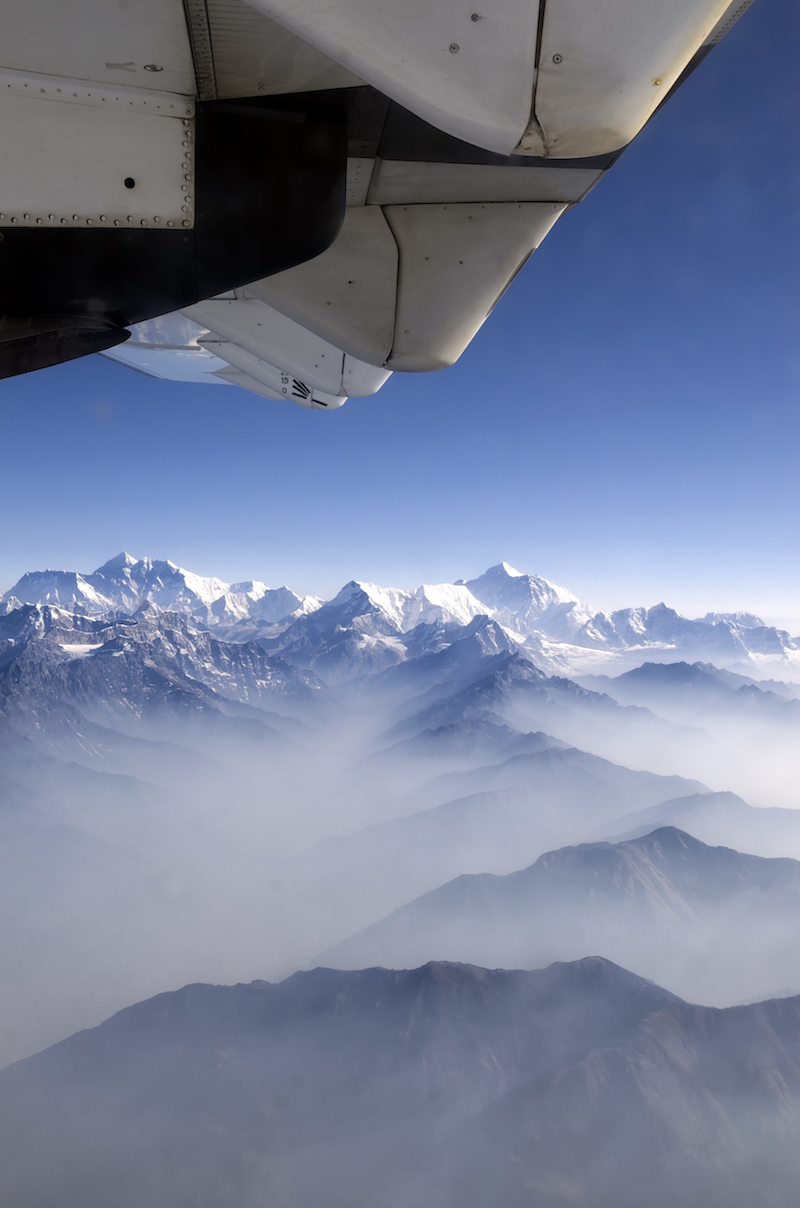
[2, 0, 798, 624]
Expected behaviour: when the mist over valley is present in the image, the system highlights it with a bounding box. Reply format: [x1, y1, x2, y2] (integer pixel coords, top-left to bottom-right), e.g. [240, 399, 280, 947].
[3, 553, 800, 1203]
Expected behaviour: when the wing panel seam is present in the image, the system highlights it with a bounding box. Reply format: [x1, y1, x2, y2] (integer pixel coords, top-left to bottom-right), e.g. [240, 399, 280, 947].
[183, 0, 218, 100]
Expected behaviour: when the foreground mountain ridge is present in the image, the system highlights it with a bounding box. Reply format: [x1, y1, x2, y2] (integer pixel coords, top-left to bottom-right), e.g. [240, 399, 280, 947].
[3, 956, 800, 1207]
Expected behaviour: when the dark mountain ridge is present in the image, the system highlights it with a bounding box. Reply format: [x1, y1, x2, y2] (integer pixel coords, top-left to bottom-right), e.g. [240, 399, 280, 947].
[3, 957, 800, 1207]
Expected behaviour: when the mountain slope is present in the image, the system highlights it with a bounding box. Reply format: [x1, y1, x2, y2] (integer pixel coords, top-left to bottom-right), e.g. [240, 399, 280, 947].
[0, 603, 324, 731]
[2, 958, 800, 1207]
[602, 791, 800, 858]
[322, 827, 800, 1004]
[391, 651, 669, 736]
[295, 748, 706, 933]
[260, 581, 505, 683]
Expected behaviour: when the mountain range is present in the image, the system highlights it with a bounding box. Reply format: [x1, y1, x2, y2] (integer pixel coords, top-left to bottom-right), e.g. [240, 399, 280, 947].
[4, 554, 800, 677]
[3, 957, 800, 1207]
[0, 600, 323, 725]
[1, 551, 320, 631]
[299, 739, 709, 928]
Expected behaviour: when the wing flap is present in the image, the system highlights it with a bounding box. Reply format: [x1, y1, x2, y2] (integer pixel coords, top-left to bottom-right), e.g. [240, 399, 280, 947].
[384, 202, 566, 372]
[183, 295, 389, 398]
[367, 161, 602, 207]
[248, 207, 398, 367]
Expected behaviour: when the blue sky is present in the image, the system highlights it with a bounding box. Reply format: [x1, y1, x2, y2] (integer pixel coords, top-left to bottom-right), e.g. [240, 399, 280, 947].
[2, 0, 798, 623]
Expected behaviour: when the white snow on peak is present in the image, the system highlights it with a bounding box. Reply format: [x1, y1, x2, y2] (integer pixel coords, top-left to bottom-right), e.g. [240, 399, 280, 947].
[403, 583, 491, 631]
[228, 580, 270, 599]
[0, 569, 110, 611]
[95, 552, 139, 573]
[462, 562, 592, 641]
[2, 553, 316, 630]
[349, 582, 414, 631]
[699, 611, 767, 629]
[327, 579, 496, 634]
[5, 554, 800, 678]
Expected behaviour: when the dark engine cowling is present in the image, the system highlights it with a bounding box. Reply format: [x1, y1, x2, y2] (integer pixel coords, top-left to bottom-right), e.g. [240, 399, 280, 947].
[0, 95, 346, 379]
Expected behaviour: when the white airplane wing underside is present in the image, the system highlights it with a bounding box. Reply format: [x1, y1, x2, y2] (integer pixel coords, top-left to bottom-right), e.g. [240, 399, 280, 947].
[2, 0, 755, 403]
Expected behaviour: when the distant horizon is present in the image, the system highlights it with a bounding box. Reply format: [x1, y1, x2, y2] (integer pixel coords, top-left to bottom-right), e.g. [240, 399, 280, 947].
[3, 547, 800, 635]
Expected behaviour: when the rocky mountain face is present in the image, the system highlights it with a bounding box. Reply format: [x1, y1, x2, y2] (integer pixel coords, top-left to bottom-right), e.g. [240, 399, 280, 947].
[2, 957, 800, 1208]
[571, 601, 799, 659]
[257, 581, 521, 683]
[370, 648, 712, 787]
[0, 601, 324, 730]
[386, 651, 639, 734]
[0, 601, 333, 1062]
[323, 827, 800, 1004]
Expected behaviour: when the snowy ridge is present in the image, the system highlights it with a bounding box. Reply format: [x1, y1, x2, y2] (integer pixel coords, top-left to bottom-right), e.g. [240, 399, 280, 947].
[3, 553, 318, 629]
[699, 611, 767, 628]
[4, 554, 800, 679]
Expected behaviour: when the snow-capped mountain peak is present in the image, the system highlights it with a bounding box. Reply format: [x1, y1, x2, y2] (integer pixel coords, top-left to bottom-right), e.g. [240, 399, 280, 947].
[461, 562, 593, 642]
[4, 555, 799, 679]
[316, 580, 495, 636]
[699, 611, 767, 629]
[2, 554, 314, 630]
[463, 562, 583, 610]
[93, 551, 138, 574]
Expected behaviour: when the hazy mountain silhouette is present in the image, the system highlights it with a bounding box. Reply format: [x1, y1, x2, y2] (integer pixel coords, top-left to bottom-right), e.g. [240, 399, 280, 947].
[3, 958, 800, 1207]
[323, 826, 800, 1004]
[294, 751, 706, 936]
[603, 791, 800, 858]
[583, 660, 800, 723]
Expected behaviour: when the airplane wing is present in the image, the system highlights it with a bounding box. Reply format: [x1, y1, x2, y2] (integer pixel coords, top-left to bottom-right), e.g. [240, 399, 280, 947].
[1, 0, 754, 406]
